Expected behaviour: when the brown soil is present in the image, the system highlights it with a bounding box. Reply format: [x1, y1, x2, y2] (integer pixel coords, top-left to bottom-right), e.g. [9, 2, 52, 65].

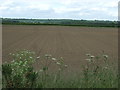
[2, 25, 118, 73]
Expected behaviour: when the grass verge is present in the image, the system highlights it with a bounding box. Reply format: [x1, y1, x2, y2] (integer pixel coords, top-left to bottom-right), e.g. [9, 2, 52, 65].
[2, 50, 119, 88]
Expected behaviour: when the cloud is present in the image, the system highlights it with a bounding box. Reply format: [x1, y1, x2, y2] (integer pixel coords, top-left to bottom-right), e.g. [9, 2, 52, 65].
[0, 0, 119, 20]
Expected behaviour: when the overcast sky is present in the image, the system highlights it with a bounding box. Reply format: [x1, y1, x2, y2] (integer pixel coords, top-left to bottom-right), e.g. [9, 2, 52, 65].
[0, 0, 119, 20]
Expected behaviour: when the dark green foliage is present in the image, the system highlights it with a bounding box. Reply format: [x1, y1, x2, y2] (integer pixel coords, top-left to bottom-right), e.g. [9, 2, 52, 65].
[2, 18, 119, 27]
[2, 50, 38, 88]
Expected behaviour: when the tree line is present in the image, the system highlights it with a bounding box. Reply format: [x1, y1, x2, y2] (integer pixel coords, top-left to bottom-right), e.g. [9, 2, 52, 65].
[2, 18, 119, 27]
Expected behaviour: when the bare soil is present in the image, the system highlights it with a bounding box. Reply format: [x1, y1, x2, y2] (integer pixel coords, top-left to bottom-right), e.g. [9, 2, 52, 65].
[2, 25, 118, 72]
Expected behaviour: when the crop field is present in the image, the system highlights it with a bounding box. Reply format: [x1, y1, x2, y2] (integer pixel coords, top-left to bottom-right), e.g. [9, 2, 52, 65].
[2, 25, 118, 73]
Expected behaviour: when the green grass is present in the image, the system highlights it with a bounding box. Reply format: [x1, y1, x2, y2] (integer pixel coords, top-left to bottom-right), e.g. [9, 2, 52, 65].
[2, 50, 118, 88]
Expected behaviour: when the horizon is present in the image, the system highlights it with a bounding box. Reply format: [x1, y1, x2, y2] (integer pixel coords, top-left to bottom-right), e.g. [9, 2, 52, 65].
[1, 17, 118, 21]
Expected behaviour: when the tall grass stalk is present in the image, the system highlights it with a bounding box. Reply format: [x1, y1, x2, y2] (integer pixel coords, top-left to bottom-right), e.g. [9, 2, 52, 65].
[2, 50, 118, 88]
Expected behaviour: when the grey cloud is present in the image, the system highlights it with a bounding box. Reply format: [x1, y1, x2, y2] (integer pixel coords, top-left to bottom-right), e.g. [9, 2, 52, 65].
[1, 0, 118, 20]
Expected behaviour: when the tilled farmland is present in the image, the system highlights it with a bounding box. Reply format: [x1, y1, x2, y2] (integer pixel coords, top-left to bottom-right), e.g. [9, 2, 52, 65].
[2, 25, 118, 72]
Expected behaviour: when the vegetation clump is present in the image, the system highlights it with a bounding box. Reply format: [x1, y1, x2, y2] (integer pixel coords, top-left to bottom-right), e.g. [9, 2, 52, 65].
[2, 50, 118, 88]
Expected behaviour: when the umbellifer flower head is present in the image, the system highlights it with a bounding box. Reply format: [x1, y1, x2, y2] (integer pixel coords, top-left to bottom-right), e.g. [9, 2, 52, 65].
[90, 55, 95, 58]
[52, 58, 57, 61]
[64, 65, 68, 67]
[40, 69, 43, 72]
[103, 55, 108, 58]
[29, 56, 33, 59]
[56, 62, 61, 65]
[36, 56, 40, 59]
[85, 59, 91, 62]
[45, 54, 51, 57]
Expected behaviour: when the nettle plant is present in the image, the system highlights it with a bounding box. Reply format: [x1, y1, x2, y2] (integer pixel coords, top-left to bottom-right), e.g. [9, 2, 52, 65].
[2, 50, 68, 88]
[2, 50, 38, 88]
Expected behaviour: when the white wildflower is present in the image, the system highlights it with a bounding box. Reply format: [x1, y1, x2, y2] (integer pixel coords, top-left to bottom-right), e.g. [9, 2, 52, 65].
[45, 54, 52, 57]
[60, 57, 64, 60]
[64, 65, 68, 67]
[56, 62, 61, 65]
[24, 61, 27, 65]
[40, 69, 43, 72]
[104, 67, 108, 69]
[103, 66, 108, 70]
[52, 58, 57, 61]
[19, 57, 22, 59]
[29, 56, 33, 59]
[85, 59, 91, 62]
[103, 55, 108, 58]
[90, 55, 95, 58]
[23, 64, 26, 67]
[36, 56, 40, 59]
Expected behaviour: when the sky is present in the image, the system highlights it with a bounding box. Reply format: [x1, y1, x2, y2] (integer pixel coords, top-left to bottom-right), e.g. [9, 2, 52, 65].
[0, 0, 119, 21]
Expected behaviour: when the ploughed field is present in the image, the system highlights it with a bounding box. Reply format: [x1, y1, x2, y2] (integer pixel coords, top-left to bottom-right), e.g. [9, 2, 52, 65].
[3, 25, 118, 72]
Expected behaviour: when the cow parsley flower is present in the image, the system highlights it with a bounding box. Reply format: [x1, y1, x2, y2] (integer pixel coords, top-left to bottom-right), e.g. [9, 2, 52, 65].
[52, 58, 57, 61]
